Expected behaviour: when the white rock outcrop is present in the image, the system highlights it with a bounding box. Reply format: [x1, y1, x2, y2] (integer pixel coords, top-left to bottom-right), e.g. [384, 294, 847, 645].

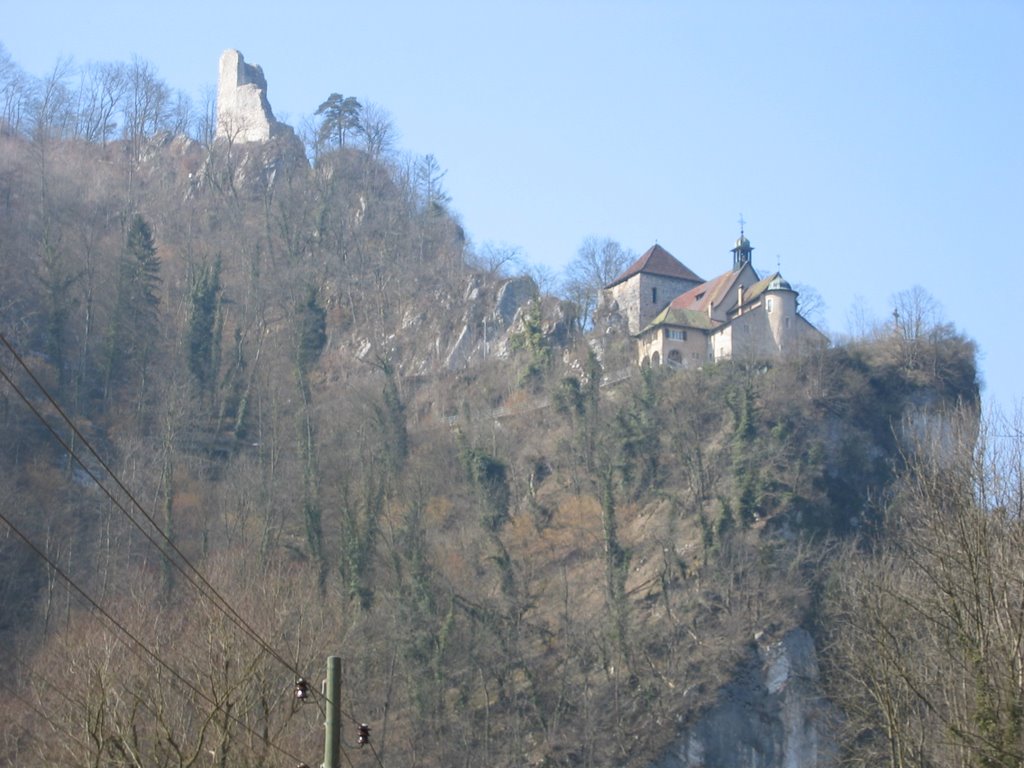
[216, 49, 288, 143]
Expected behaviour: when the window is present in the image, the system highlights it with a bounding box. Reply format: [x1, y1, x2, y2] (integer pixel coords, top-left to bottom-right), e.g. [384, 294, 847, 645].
[667, 329, 687, 341]
[651, 287, 658, 304]
[766, 297, 774, 314]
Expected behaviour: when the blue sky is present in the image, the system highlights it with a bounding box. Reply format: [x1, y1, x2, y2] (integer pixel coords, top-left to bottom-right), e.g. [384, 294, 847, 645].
[3, 0, 1022, 418]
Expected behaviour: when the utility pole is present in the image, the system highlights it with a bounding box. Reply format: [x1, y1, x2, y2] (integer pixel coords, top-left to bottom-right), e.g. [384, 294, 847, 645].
[323, 656, 342, 768]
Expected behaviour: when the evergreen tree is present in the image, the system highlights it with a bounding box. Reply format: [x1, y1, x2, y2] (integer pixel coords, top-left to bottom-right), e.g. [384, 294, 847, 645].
[372, 359, 408, 475]
[614, 365, 660, 497]
[460, 441, 511, 531]
[185, 256, 222, 394]
[729, 381, 760, 526]
[104, 213, 161, 399]
[315, 93, 362, 150]
[601, 468, 631, 660]
[292, 285, 328, 589]
[509, 298, 550, 391]
[295, 285, 327, 376]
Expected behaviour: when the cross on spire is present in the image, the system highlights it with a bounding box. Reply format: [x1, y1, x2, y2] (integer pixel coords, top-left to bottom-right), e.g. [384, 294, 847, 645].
[738, 213, 746, 235]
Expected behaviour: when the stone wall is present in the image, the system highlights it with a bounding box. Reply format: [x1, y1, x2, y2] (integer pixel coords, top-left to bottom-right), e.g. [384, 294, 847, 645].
[216, 49, 288, 143]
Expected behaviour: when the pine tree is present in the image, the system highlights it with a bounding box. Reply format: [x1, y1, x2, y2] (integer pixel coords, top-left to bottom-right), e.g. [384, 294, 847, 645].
[315, 93, 362, 150]
[104, 213, 161, 399]
[186, 256, 222, 394]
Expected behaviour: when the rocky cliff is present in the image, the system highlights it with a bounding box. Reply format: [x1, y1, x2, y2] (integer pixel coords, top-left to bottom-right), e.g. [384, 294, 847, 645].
[648, 629, 836, 768]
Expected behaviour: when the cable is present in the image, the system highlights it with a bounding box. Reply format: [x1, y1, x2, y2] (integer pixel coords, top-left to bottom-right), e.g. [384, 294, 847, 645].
[0, 333, 302, 677]
[0, 334, 377, 766]
[0, 333, 295, 670]
[366, 739, 386, 768]
[0, 506, 311, 766]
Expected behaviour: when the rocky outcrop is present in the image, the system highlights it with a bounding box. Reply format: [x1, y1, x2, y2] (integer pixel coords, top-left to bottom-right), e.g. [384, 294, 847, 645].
[200, 50, 308, 196]
[493, 276, 538, 327]
[216, 49, 291, 143]
[648, 629, 836, 768]
[441, 276, 538, 371]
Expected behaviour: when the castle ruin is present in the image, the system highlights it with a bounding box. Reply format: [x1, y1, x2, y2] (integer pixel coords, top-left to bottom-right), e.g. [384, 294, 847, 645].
[216, 49, 289, 143]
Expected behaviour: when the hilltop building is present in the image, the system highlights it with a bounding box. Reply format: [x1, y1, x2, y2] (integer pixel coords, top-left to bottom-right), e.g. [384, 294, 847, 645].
[602, 233, 826, 367]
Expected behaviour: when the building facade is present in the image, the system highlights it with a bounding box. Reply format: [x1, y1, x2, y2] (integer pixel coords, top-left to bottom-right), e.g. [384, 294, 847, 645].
[602, 233, 827, 368]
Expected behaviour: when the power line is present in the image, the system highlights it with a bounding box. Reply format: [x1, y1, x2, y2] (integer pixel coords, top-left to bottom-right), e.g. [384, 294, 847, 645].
[0, 334, 379, 767]
[0, 333, 302, 677]
[0, 506, 312, 766]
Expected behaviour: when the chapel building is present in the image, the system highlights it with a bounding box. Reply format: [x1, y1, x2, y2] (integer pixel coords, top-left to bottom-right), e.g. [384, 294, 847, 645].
[602, 233, 827, 368]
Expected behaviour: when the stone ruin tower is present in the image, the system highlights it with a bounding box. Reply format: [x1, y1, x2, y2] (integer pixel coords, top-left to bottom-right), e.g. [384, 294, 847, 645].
[216, 49, 288, 142]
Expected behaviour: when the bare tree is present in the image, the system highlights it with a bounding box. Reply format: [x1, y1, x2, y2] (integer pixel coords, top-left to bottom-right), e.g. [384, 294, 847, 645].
[823, 407, 1024, 768]
[562, 236, 633, 330]
[793, 281, 825, 328]
[892, 285, 942, 343]
[355, 100, 397, 161]
[0, 43, 34, 135]
[166, 89, 195, 138]
[74, 61, 128, 144]
[470, 242, 522, 277]
[122, 56, 170, 161]
[30, 58, 75, 143]
[196, 85, 218, 147]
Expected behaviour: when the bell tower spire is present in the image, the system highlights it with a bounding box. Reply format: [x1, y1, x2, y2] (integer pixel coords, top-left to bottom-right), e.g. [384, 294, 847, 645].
[731, 215, 753, 269]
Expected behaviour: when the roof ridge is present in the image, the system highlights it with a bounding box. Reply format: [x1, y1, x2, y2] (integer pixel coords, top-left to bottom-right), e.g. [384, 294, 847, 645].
[604, 243, 703, 288]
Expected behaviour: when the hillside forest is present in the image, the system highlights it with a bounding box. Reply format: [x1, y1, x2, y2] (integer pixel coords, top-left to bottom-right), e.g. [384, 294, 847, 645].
[1, 45, 1022, 768]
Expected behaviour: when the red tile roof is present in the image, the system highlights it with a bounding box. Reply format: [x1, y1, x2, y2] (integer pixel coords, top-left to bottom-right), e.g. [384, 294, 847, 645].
[668, 269, 738, 312]
[642, 269, 788, 332]
[604, 244, 704, 288]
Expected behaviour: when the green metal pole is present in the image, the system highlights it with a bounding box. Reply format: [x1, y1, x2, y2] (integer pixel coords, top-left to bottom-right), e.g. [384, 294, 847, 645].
[324, 656, 342, 768]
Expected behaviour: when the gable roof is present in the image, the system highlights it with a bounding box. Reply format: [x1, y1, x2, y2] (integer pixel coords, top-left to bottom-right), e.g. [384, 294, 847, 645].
[644, 305, 719, 331]
[638, 270, 737, 333]
[739, 271, 783, 307]
[668, 269, 738, 313]
[641, 263, 777, 333]
[604, 244, 704, 289]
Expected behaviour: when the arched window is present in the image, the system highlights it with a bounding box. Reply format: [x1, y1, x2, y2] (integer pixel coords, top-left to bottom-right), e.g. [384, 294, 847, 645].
[667, 349, 682, 365]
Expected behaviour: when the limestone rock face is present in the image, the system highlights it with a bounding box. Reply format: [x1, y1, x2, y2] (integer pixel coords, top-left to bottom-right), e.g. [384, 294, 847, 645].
[216, 49, 289, 143]
[493, 276, 538, 328]
[648, 629, 837, 768]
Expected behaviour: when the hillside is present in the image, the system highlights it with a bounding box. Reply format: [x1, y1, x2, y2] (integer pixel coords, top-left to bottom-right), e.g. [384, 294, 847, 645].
[0, 55, 993, 768]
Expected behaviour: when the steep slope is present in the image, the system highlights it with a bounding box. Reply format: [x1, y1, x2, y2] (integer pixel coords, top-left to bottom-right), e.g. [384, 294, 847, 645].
[0, 125, 980, 768]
